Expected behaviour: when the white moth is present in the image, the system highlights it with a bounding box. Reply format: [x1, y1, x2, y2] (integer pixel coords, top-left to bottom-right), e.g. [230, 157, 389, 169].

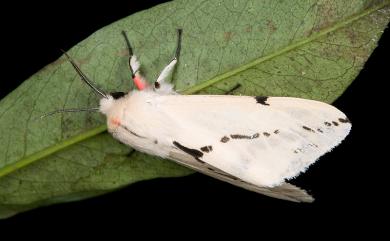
[59, 29, 351, 203]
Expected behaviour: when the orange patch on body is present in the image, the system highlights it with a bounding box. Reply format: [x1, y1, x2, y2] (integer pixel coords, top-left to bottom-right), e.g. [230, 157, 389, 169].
[110, 117, 121, 127]
[133, 75, 147, 90]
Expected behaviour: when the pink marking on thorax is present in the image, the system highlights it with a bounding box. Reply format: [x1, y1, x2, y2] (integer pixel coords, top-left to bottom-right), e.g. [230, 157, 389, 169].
[133, 75, 147, 90]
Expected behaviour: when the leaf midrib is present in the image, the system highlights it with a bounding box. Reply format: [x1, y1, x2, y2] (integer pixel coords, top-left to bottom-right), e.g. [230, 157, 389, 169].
[0, 2, 388, 178]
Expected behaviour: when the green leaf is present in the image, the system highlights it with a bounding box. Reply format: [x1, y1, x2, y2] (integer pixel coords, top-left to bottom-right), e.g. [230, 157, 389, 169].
[0, 0, 389, 218]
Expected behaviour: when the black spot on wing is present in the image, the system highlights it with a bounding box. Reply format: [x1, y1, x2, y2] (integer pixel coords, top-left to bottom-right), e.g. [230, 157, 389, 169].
[173, 141, 204, 163]
[221, 136, 230, 143]
[121, 125, 146, 138]
[332, 121, 339, 126]
[154, 82, 160, 89]
[302, 126, 315, 132]
[263, 132, 270, 137]
[294, 148, 303, 154]
[196, 159, 206, 164]
[310, 143, 319, 148]
[230, 133, 260, 140]
[274, 129, 279, 134]
[338, 117, 351, 123]
[230, 134, 252, 139]
[324, 121, 332, 126]
[200, 145, 213, 153]
[317, 128, 323, 133]
[255, 96, 270, 106]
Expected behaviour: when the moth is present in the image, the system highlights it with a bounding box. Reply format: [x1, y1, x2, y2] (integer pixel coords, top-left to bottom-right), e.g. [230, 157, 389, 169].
[56, 29, 351, 202]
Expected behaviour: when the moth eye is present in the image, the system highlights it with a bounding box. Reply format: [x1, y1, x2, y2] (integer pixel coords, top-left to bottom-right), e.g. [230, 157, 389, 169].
[111, 92, 126, 99]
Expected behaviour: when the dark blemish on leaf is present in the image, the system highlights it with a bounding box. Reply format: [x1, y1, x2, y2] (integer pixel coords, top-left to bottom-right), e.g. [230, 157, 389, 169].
[302, 126, 315, 132]
[346, 28, 358, 45]
[224, 31, 234, 42]
[324, 121, 332, 126]
[317, 128, 323, 133]
[173, 141, 204, 163]
[332, 121, 339, 126]
[85, 114, 94, 128]
[263, 132, 270, 137]
[252, 133, 260, 138]
[154, 82, 160, 89]
[255, 96, 269, 106]
[200, 145, 213, 153]
[316, 3, 337, 30]
[117, 48, 131, 57]
[266, 19, 277, 33]
[230, 134, 252, 139]
[338, 117, 351, 123]
[221, 136, 230, 143]
[111, 92, 126, 99]
[274, 130, 279, 134]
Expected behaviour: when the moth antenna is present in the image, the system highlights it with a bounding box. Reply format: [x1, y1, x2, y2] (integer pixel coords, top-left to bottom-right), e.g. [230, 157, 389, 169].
[175, 29, 182, 60]
[154, 29, 183, 89]
[61, 50, 108, 99]
[37, 107, 100, 120]
[121, 31, 134, 56]
[121, 31, 135, 77]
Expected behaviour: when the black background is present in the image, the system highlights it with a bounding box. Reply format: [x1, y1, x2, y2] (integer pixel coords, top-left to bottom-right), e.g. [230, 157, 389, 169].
[0, 0, 388, 233]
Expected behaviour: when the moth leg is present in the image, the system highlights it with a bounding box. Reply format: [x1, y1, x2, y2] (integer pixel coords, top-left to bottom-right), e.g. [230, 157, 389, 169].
[154, 29, 182, 90]
[121, 31, 147, 90]
[225, 83, 242, 95]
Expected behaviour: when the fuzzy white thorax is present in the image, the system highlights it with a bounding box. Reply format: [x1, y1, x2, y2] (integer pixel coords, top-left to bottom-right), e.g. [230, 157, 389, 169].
[99, 95, 115, 115]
